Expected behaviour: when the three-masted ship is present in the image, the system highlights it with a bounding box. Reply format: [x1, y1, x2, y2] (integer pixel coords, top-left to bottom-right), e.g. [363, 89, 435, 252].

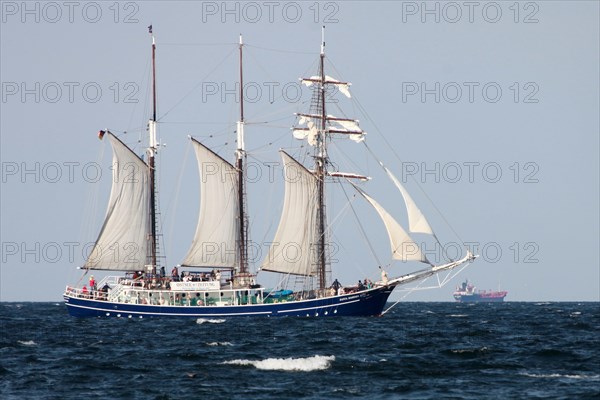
[64, 28, 476, 318]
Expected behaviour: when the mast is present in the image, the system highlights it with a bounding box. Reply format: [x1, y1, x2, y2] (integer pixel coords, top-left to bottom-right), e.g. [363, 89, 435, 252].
[148, 25, 158, 272]
[236, 34, 249, 278]
[316, 26, 327, 290]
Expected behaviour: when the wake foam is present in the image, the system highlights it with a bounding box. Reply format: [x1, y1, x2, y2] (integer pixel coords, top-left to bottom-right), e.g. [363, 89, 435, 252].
[18, 340, 36, 346]
[224, 355, 335, 371]
[196, 318, 226, 324]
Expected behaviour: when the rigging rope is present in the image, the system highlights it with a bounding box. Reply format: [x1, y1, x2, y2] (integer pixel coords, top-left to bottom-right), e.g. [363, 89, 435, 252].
[381, 261, 473, 315]
[338, 181, 382, 266]
[362, 141, 453, 263]
[157, 47, 237, 122]
[351, 97, 467, 246]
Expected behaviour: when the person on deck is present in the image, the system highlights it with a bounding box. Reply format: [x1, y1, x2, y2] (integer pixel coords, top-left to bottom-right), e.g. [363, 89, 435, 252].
[331, 279, 342, 295]
[379, 266, 389, 285]
[81, 286, 88, 298]
[89, 276, 97, 297]
[100, 283, 110, 301]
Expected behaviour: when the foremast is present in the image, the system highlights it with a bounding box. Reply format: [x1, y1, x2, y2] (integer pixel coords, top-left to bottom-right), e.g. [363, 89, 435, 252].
[315, 28, 328, 291]
[293, 26, 366, 290]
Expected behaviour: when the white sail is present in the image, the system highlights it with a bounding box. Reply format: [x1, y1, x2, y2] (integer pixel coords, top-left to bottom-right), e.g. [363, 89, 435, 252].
[301, 75, 351, 98]
[353, 185, 430, 264]
[261, 151, 319, 276]
[181, 139, 239, 268]
[325, 75, 351, 98]
[84, 133, 151, 271]
[383, 166, 434, 235]
[295, 113, 364, 144]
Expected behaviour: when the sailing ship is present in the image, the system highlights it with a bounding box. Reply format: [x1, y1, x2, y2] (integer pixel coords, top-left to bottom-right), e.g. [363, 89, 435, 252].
[64, 28, 477, 318]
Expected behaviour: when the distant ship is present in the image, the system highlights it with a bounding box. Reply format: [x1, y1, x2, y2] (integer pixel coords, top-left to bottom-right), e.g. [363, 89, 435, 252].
[453, 280, 507, 302]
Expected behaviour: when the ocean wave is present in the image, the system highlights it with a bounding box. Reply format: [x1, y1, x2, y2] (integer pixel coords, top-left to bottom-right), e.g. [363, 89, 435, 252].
[206, 341, 233, 346]
[223, 355, 335, 371]
[449, 314, 468, 318]
[18, 340, 36, 346]
[196, 318, 226, 324]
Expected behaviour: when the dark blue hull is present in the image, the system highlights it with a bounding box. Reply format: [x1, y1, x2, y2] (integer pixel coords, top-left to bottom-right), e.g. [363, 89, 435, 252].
[64, 285, 395, 318]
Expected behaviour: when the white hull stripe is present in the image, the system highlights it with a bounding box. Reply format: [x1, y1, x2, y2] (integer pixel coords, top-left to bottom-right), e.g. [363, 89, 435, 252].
[65, 302, 273, 317]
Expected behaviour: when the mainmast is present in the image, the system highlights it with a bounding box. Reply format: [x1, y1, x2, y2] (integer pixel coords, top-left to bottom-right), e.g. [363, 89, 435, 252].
[148, 25, 158, 272]
[236, 34, 249, 279]
[316, 26, 328, 290]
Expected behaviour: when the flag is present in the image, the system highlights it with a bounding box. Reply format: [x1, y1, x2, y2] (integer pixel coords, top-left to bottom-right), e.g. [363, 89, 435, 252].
[98, 130, 106, 140]
[148, 24, 152, 34]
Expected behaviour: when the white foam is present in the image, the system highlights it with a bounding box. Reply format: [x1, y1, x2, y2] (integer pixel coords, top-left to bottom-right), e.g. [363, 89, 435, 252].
[449, 314, 468, 318]
[206, 341, 233, 346]
[18, 340, 36, 346]
[522, 372, 600, 381]
[196, 318, 226, 324]
[224, 355, 335, 371]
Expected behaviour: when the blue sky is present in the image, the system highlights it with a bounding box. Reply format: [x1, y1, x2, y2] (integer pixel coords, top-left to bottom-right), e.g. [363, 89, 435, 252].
[1, 1, 598, 301]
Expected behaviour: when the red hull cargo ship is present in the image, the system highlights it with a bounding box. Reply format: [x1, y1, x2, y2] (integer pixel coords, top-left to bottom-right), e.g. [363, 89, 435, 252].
[453, 280, 507, 303]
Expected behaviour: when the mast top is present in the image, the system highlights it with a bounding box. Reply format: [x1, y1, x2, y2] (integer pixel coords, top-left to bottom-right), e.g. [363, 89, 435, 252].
[148, 24, 155, 45]
[239, 33, 243, 45]
[320, 25, 325, 55]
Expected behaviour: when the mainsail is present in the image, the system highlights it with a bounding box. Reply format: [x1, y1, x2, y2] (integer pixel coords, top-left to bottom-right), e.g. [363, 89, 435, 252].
[181, 138, 239, 268]
[83, 133, 151, 271]
[261, 151, 319, 276]
[352, 184, 430, 264]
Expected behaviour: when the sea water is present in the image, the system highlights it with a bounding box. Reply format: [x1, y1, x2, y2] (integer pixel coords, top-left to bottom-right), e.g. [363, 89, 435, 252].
[1, 302, 598, 399]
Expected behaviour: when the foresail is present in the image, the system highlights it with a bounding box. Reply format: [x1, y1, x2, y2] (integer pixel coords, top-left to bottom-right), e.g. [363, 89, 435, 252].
[383, 166, 434, 235]
[84, 133, 151, 271]
[352, 184, 430, 264]
[181, 139, 239, 268]
[261, 151, 319, 276]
